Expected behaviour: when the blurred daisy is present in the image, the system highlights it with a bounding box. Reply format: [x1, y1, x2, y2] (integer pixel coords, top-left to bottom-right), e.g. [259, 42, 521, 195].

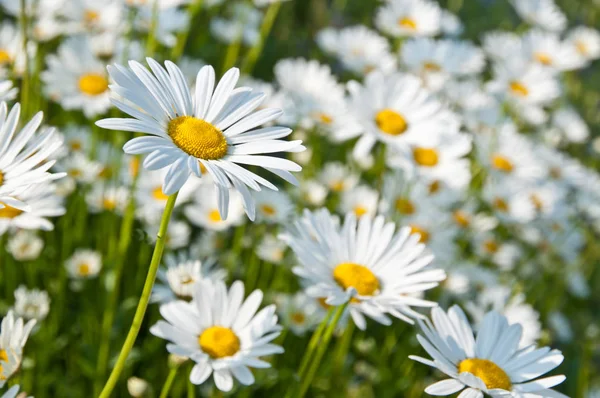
[127, 377, 149, 398]
[440, 10, 463, 36]
[552, 107, 589, 144]
[510, 0, 566, 32]
[7, 231, 44, 261]
[316, 26, 396, 75]
[13, 286, 50, 321]
[0, 310, 35, 388]
[0, 184, 66, 235]
[339, 185, 379, 219]
[42, 36, 111, 117]
[0, 102, 65, 212]
[521, 30, 580, 72]
[210, 4, 262, 46]
[61, 0, 124, 34]
[97, 60, 304, 220]
[256, 235, 287, 264]
[375, 0, 441, 38]
[483, 179, 536, 224]
[150, 280, 284, 392]
[0, 80, 17, 102]
[284, 209, 446, 330]
[253, 190, 294, 224]
[0, 24, 31, 76]
[59, 125, 93, 155]
[135, 5, 189, 48]
[146, 219, 192, 250]
[65, 249, 102, 279]
[57, 153, 104, 184]
[298, 179, 328, 206]
[86, 185, 129, 214]
[566, 27, 600, 65]
[411, 305, 566, 397]
[184, 184, 245, 231]
[274, 292, 323, 336]
[481, 31, 522, 63]
[318, 162, 359, 193]
[152, 253, 225, 303]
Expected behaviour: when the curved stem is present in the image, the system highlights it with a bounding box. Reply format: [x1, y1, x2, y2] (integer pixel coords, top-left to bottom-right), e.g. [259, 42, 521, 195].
[98, 192, 179, 398]
[241, 2, 281, 75]
[159, 364, 181, 398]
[171, 0, 204, 61]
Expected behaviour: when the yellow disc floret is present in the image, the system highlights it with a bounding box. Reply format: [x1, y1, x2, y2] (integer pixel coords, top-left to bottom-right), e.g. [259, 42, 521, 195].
[78, 73, 109, 96]
[333, 262, 379, 296]
[492, 154, 514, 173]
[167, 116, 228, 160]
[199, 326, 241, 359]
[375, 109, 408, 136]
[458, 358, 512, 390]
[509, 81, 529, 97]
[398, 17, 417, 30]
[413, 147, 439, 167]
[0, 204, 23, 219]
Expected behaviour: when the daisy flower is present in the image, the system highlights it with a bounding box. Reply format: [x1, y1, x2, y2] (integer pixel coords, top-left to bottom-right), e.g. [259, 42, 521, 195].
[150, 279, 284, 392]
[61, 0, 124, 34]
[318, 162, 359, 193]
[13, 286, 50, 321]
[256, 234, 287, 264]
[0, 102, 65, 212]
[253, 190, 294, 224]
[57, 153, 104, 184]
[0, 80, 17, 102]
[184, 184, 245, 231]
[283, 208, 446, 330]
[86, 184, 129, 214]
[566, 27, 600, 65]
[152, 253, 225, 303]
[7, 230, 44, 261]
[316, 26, 396, 75]
[97, 59, 304, 221]
[411, 305, 566, 397]
[135, 5, 189, 48]
[65, 249, 102, 279]
[42, 36, 112, 117]
[510, 0, 567, 32]
[274, 292, 323, 336]
[552, 106, 589, 144]
[375, 0, 442, 38]
[483, 179, 536, 224]
[0, 24, 31, 76]
[339, 185, 379, 219]
[337, 71, 453, 161]
[210, 3, 262, 46]
[521, 30, 580, 72]
[0, 310, 36, 388]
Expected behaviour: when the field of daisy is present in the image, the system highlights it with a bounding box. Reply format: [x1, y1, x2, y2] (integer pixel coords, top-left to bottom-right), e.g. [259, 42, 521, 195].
[1, 0, 600, 397]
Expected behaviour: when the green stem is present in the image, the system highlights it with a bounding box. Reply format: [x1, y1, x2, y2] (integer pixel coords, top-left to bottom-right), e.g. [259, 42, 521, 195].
[221, 39, 242, 75]
[145, 0, 160, 57]
[294, 307, 334, 385]
[171, 0, 204, 61]
[187, 362, 196, 398]
[297, 303, 348, 398]
[240, 2, 281, 75]
[98, 192, 179, 398]
[159, 364, 181, 398]
[93, 172, 141, 395]
[19, 0, 29, 120]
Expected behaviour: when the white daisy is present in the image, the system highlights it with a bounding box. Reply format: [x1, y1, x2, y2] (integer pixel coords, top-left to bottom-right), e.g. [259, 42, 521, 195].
[253, 189, 294, 224]
[65, 249, 102, 279]
[481, 31, 523, 63]
[411, 305, 566, 397]
[440, 10, 463, 36]
[184, 183, 245, 231]
[42, 36, 112, 117]
[0, 80, 17, 102]
[13, 285, 50, 321]
[510, 0, 567, 32]
[256, 234, 287, 264]
[375, 0, 442, 38]
[97, 59, 304, 221]
[483, 179, 536, 224]
[135, 5, 189, 48]
[150, 279, 284, 392]
[57, 153, 104, 184]
[152, 253, 225, 304]
[0, 102, 65, 212]
[86, 184, 129, 214]
[61, 0, 124, 34]
[566, 27, 600, 65]
[552, 106, 589, 144]
[274, 292, 323, 336]
[0, 24, 32, 77]
[521, 29, 581, 72]
[0, 310, 35, 388]
[316, 26, 396, 75]
[210, 4, 262, 46]
[146, 219, 192, 250]
[6, 230, 44, 262]
[283, 208, 446, 330]
[339, 185, 379, 219]
[318, 162, 359, 193]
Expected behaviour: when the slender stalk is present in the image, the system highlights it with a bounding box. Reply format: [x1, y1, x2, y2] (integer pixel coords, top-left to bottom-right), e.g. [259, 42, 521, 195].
[93, 172, 141, 395]
[221, 39, 242, 75]
[297, 303, 348, 398]
[240, 2, 282, 74]
[171, 0, 204, 60]
[19, 0, 29, 120]
[187, 362, 196, 398]
[159, 364, 181, 398]
[296, 307, 334, 382]
[98, 192, 179, 398]
[145, 0, 160, 56]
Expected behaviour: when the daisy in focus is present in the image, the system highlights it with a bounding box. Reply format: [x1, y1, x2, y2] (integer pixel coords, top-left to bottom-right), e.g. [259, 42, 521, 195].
[411, 305, 566, 398]
[283, 208, 446, 330]
[150, 279, 284, 392]
[97, 59, 304, 220]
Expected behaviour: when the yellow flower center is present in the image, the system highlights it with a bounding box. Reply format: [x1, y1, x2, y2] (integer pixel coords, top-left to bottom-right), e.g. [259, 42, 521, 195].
[423, 61, 442, 72]
[398, 17, 417, 30]
[198, 326, 241, 359]
[0, 349, 7, 362]
[78, 263, 91, 276]
[575, 40, 588, 55]
[317, 113, 333, 125]
[0, 204, 23, 219]
[291, 312, 306, 324]
[409, 224, 429, 243]
[331, 181, 345, 192]
[152, 186, 169, 201]
[493, 198, 509, 213]
[530, 194, 543, 211]
[458, 358, 511, 390]
[167, 116, 228, 160]
[413, 147, 439, 167]
[260, 204, 277, 216]
[180, 275, 194, 285]
[353, 206, 368, 217]
[102, 198, 117, 210]
[428, 180, 441, 194]
[333, 262, 379, 296]
[395, 198, 415, 215]
[208, 209, 222, 222]
[0, 50, 11, 64]
[453, 210, 470, 227]
[483, 240, 499, 253]
[491, 154, 514, 173]
[78, 73, 109, 96]
[84, 9, 99, 24]
[0, 170, 4, 186]
[375, 109, 408, 136]
[70, 140, 83, 151]
[509, 81, 529, 97]
[69, 168, 82, 178]
[534, 52, 553, 65]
